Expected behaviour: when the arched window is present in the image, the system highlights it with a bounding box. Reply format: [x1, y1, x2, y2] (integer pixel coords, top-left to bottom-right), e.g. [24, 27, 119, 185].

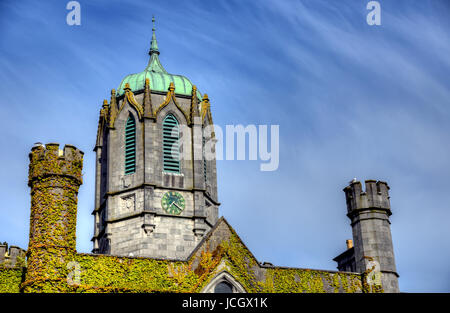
[201, 271, 246, 293]
[163, 114, 180, 173]
[214, 281, 233, 293]
[124, 114, 136, 175]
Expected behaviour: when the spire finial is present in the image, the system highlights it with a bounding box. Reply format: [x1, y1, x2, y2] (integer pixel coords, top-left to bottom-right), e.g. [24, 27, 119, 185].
[146, 15, 167, 74]
[149, 16, 159, 55]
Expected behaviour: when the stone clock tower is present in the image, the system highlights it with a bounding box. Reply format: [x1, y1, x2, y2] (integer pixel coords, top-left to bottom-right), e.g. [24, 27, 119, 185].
[91, 19, 219, 260]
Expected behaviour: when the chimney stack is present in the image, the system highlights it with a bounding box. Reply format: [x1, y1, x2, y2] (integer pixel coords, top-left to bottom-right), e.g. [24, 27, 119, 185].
[346, 239, 353, 249]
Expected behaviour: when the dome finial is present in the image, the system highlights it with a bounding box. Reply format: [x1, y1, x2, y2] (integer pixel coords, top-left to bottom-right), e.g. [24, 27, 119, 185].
[146, 15, 166, 74]
[149, 16, 159, 55]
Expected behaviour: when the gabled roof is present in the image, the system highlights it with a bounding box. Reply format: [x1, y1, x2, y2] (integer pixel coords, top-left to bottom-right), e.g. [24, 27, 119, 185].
[188, 216, 260, 264]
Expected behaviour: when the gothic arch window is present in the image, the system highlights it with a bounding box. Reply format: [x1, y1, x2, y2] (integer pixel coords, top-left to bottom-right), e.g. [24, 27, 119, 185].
[214, 281, 233, 293]
[124, 114, 136, 175]
[163, 113, 180, 173]
[201, 271, 246, 293]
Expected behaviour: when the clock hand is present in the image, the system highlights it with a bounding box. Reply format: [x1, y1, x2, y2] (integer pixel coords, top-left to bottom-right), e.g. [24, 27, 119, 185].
[173, 202, 182, 210]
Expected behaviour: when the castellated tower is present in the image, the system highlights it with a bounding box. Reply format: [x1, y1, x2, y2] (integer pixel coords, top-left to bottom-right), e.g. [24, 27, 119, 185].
[343, 180, 399, 293]
[24, 143, 83, 292]
[91, 19, 219, 259]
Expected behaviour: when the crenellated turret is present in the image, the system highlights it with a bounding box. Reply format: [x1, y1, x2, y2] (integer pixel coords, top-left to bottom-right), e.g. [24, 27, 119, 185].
[24, 143, 83, 292]
[0, 242, 26, 268]
[343, 180, 391, 216]
[342, 179, 399, 293]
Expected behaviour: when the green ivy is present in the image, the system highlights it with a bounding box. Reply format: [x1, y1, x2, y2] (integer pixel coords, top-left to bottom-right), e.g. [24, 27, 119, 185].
[14, 144, 379, 293]
[0, 267, 25, 293]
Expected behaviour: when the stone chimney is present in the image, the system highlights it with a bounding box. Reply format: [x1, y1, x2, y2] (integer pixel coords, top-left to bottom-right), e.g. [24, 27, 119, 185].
[346, 239, 353, 249]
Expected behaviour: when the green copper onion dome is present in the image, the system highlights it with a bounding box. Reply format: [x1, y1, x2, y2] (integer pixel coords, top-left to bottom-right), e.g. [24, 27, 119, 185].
[117, 17, 202, 99]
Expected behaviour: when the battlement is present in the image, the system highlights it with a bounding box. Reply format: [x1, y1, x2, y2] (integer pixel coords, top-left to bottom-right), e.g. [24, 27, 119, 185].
[0, 242, 26, 268]
[343, 179, 391, 214]
[28, 142, 84, 187]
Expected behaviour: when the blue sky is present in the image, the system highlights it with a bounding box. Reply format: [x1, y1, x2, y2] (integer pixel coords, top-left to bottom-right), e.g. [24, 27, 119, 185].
[0, 0, 449, 292]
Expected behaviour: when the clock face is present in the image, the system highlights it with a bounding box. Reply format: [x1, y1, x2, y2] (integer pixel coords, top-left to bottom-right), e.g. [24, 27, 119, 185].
[161, 191, 185, 215]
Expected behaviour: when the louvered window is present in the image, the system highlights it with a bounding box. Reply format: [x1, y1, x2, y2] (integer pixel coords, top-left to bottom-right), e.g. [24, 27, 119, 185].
[124, 114, 136, 175]
[163, 114, 180, 173]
